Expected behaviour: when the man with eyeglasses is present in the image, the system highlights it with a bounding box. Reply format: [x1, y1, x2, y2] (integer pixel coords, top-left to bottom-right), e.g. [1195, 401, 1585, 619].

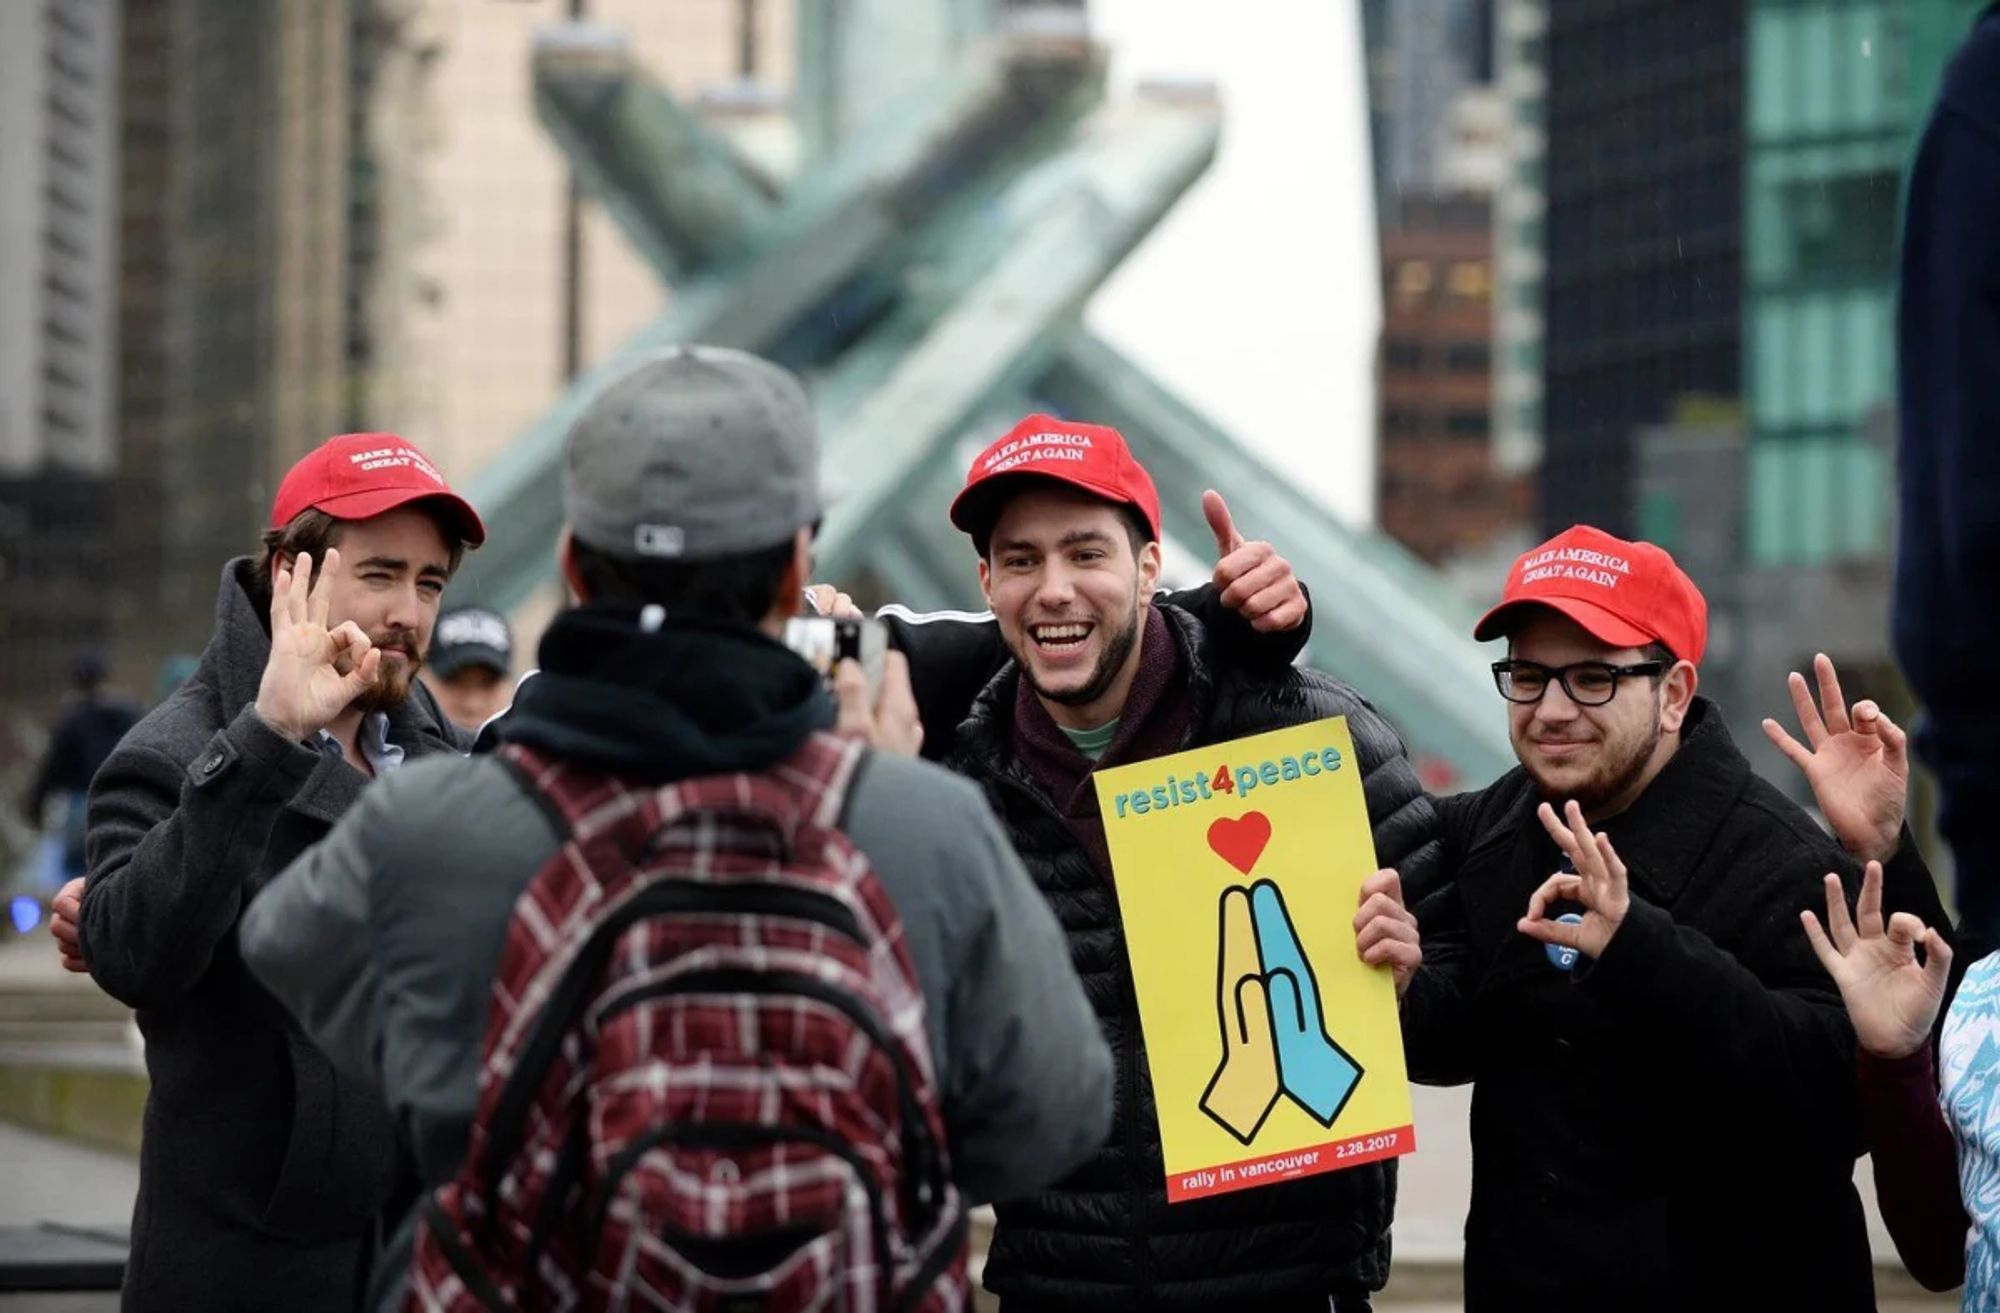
[1352, 524, 1942, 1311]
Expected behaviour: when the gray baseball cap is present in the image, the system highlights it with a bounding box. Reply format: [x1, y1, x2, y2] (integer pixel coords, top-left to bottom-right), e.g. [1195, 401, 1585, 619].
[564, 345, 822, 561]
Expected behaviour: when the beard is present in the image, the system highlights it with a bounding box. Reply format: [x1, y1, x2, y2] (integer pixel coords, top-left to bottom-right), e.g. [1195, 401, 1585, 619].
[351, 636, 422, 715]
[1519, 706, 1663, 815]
[1015, 600, 1144, 709]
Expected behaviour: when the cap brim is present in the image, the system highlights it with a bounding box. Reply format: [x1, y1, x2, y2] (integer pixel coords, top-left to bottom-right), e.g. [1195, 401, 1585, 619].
[1472, 597, 1656, 649]
[949, 470, 1158, 540]
[315, 487, 487, 547]
[428, 643, 510, 678]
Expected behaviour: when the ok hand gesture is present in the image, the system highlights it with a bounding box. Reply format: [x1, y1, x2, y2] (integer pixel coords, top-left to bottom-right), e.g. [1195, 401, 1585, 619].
[1800, 860, 1951, 1060]
[1761, 653, 1908, 865]
[1519, 800, 1632, 960]
[254, 550, 381, 741]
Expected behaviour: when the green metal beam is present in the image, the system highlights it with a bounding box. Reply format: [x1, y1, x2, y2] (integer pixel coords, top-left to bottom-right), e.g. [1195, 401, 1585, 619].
[452, 36, 1105, 611]
[813, 93, 1221, 579]
[533, 25, 778, 279]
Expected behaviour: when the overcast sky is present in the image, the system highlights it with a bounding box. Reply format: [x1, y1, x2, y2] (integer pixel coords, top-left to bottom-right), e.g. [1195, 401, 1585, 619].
[1086, 0, 1382, 527]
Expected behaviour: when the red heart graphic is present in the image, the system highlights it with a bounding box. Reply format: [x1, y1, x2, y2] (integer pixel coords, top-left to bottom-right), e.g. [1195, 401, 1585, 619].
[1207, 812, 1273, 875]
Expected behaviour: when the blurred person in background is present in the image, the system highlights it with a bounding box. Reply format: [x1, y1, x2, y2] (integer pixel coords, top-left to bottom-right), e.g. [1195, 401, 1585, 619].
[49, 433, 482, 1312]
[1895, 3, 2000, 945]
[22, 652, 141, 888]
[417, 605, 515, 733]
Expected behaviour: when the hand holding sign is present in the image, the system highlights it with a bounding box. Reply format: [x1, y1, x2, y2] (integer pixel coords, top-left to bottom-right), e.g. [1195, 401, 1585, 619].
[1353, 869, 1421, 998]
[1520, 801, 1631, 959]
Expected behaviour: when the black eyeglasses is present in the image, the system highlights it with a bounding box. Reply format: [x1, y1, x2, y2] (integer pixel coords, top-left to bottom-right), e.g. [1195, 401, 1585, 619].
[1491, 659, 1666, 707]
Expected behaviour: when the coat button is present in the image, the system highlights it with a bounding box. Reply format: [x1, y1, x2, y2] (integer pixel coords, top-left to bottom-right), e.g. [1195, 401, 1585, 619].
[201, 752, 225, 776]
[1537, 1169, 1558, 1204]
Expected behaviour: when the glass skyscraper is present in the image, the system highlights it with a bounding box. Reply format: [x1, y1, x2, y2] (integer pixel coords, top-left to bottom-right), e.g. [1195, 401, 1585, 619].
[1744, 0, 1987, 564]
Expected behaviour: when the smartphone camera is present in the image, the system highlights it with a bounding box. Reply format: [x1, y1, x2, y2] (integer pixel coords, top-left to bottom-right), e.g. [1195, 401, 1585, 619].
[782, 616, 887, 700]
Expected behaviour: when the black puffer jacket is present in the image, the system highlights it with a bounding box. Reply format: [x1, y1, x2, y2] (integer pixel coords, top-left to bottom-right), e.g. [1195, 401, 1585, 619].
[946, 606, 1442, 1311]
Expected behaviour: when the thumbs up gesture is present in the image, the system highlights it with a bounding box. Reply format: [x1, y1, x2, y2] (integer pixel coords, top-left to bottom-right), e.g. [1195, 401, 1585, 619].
[1203, 490, 1306, 633]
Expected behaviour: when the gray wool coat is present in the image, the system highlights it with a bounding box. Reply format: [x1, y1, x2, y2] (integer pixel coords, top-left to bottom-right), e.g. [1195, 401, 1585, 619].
[78, 558, 465, 1312]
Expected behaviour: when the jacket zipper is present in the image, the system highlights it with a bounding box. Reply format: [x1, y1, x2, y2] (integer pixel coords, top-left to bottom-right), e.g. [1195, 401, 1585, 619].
[995, 766, 1155, 1297]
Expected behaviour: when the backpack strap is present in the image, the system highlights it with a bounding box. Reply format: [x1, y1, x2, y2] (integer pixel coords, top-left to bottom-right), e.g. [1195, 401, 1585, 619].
[493, 744, 573, 843]
[421, 1191, 512, 1312]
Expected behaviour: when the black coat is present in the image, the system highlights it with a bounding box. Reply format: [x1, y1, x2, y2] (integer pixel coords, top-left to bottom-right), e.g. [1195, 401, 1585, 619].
[79, 560, 465, 1312]
[946, 606, 1443, 1312]
[1894, 4, 2000, 943]
[1402, 698, 1921, 1312]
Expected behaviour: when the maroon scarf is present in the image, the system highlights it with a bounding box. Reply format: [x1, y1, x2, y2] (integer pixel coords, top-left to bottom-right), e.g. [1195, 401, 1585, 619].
[1011, 607, 1191, 882]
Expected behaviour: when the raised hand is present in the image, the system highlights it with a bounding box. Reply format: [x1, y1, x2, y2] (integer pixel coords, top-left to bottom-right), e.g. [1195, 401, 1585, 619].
[803, 584, 864, 620]
[1761, 653, 1908, 864]
[1252, 881, 1362, 1127]
[1353, 868, 1422, 998]
[1800, 860, 1951, 1060]
[1521, 801, 1632, 960]
[1204, 490, 1306, 633]
[1200, 887, 1283, 1143]
[254, 549, 382, 741]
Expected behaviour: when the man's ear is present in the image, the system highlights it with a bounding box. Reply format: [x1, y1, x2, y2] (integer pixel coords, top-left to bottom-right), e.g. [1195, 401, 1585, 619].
[1137, 540, 1163, 602]
[557, 529, 586, 603]
[1660, 660, 1699, 734]
[771, 527, 813, 621]
[977, 557, 993, 608]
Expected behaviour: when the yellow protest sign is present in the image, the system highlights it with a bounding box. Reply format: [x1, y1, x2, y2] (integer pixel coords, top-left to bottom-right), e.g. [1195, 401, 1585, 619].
[1093, 716, 1415, 1202]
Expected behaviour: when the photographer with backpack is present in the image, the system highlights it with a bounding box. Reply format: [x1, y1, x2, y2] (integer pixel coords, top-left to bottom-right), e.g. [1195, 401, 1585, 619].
[241, 346, 1111, 1311]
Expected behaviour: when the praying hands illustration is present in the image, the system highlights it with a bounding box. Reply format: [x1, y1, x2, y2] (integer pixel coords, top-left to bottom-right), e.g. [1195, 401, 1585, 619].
[1198, 881, 1364, 1144]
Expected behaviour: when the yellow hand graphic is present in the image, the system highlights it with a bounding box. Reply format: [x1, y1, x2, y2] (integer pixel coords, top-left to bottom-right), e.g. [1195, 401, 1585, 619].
[1199, 886, 1283, 1144]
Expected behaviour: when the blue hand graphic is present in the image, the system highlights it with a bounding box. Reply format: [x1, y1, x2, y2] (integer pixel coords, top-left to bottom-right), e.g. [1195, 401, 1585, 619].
[1251, 880, 1363, 1127]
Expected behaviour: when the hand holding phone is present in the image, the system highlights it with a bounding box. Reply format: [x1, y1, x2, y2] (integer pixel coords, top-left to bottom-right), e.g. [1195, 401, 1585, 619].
[782, 615, 887, 700]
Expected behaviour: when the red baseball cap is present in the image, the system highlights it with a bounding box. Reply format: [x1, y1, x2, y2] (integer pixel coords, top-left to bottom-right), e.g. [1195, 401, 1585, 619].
[270, 433, 486, 547]
[1473, 524, 1707, 664]
[948, 413, 1162, 542]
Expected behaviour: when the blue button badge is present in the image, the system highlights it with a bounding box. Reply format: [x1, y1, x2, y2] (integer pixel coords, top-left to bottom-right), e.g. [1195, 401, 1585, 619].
[1545, 913, 1584, 972]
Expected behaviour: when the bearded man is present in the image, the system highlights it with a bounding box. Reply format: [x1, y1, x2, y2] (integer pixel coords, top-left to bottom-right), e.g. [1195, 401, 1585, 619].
[934, 414, 1441, 1312]
[1352, 525, 1907, 1312]
[58, 433, 481, 1311]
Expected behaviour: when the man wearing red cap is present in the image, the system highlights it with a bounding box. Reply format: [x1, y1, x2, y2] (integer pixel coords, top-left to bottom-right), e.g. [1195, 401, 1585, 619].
[937, 415, 1441, 1312]
[51, 434, 483, 1310]
[1354, 525, 1941, 1310]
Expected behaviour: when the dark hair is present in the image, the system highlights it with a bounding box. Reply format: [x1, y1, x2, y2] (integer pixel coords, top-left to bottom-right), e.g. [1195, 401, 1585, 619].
[972, 501, 1153, 561]
[1641, 641, 1677, 672]
[568, 536, 798, 625]
[247, 505, 468, 613]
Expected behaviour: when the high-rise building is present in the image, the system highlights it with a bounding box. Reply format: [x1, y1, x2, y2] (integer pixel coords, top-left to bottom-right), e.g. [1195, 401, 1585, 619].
[1362, 0, 1528, 574]
[1490, 0, 1545, 478]
[1743, 0, 1985, 566]
[1725, 0, 1988, 790]
[1539, 0, 1744, 539]
[0, 0, 122, 475]
[1376, 196, 1530, 565]
[0, 0, 792, 718]
[0, 1, 126, 718]
[358, 0, 796, 486]
[1362, 0, 1496, 229]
